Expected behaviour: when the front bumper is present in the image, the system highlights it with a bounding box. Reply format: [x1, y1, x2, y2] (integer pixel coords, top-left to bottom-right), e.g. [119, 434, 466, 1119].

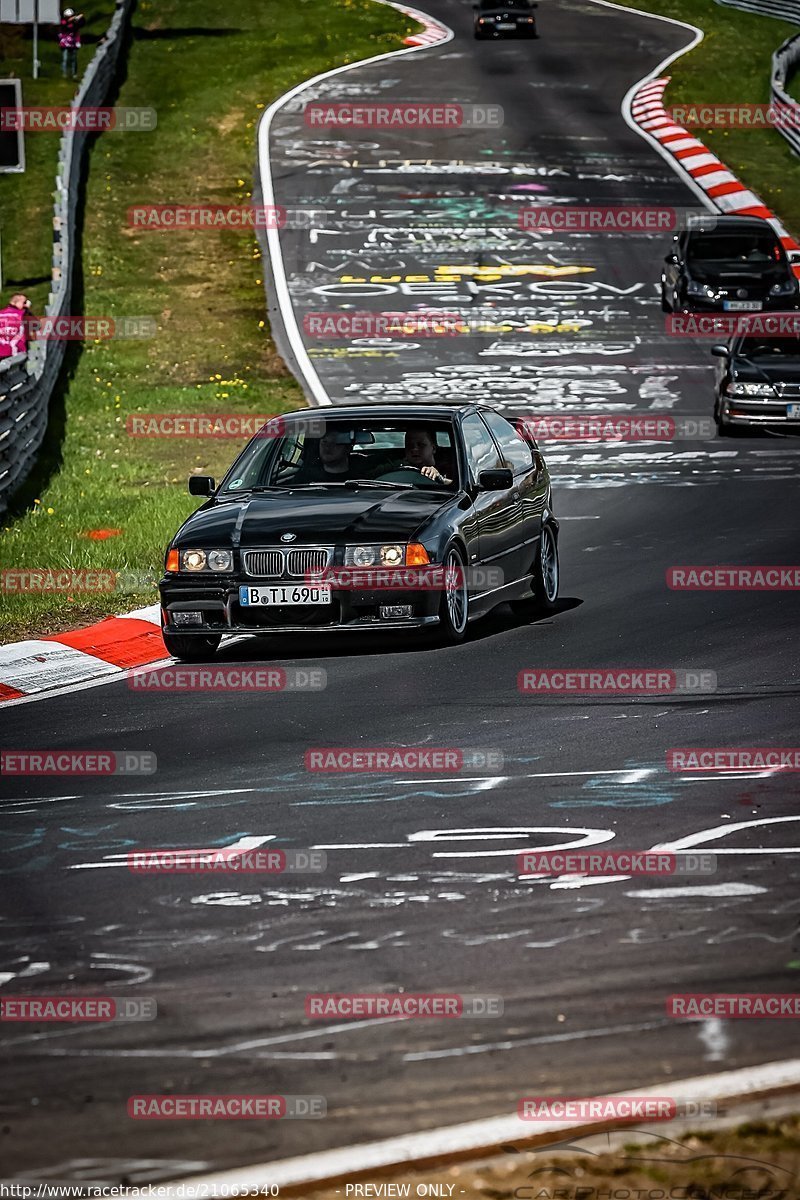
[678, 294, 800, 313]
[159, 578, 442, 635]
[718, 394, 800, 428]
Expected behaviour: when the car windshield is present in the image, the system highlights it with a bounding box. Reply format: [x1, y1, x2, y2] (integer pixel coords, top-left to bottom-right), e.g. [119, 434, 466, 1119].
[739, 336, 800, 359]
[687, 233, 783, 266]
[480, 0, 529, 8]
[219, 418, 459, 493]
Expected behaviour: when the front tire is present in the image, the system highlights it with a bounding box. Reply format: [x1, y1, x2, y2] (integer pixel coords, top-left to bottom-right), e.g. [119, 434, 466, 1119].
[437, 544, 469, 644]
[661, 282, 671, 313]
[162, 631, 222, 661]
[511, 523, 559, 619]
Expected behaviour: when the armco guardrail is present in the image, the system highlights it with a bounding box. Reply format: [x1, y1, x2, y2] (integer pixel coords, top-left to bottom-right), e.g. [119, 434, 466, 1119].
[773, 33, 800, 156]
[715, 0, 800, 19]
[0, 0, 134, 514]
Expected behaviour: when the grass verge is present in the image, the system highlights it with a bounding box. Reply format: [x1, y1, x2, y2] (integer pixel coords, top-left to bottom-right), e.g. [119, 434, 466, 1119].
[610, 0, 800, 236]
[302, 1113, 800, 1200]
[0, 0, 416, 642]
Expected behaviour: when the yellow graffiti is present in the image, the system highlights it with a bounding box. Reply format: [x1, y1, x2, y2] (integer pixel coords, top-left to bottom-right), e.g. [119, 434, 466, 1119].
[340, 264, 596, 284]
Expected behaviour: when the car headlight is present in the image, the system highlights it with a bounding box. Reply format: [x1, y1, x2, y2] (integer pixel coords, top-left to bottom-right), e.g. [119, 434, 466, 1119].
[770, 280, 797, 295]
[345, 544, 406, 567]
[686, 281, 716, 299]
[177, 548, 233, 572]
[726, 382, 774, 397]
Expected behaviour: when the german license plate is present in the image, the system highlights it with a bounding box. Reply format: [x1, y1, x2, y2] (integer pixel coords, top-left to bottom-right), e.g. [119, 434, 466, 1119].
[239, 584, 331, 606]
[787, 403, 800, 419]
[723, 300, 762, 311]
[497, 21, 516, 28]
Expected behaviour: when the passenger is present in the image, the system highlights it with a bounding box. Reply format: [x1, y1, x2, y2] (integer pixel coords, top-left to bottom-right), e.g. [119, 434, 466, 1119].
[290, 430, 357, 484]
[402, 428, 452, 485]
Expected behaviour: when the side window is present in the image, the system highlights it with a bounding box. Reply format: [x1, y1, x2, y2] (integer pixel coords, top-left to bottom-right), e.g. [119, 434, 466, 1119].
[462, 413, 502, 483]
[481, 410, 534, 475]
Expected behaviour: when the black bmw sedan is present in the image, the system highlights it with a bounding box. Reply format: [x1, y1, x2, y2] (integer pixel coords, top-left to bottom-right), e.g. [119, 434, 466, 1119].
[159, 404, 559, 660]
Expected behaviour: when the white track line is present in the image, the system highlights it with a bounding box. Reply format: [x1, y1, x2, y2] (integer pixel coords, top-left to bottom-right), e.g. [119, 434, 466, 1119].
[170, 1058, 800, 1191]
[256, 1, 453, 409]
[586, 0, 713, 208]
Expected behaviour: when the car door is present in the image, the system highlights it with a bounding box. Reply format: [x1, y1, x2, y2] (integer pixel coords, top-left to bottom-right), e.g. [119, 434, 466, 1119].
[460, 412, 522, 591]
[481, 408, 545, 577]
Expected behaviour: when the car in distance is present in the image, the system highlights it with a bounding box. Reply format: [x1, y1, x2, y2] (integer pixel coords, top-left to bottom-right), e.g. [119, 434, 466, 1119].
[474, 0, 538, 39]
[712, 331, 800, 434]
[159, 404, 559, 660]
[661, 216, 799, 314]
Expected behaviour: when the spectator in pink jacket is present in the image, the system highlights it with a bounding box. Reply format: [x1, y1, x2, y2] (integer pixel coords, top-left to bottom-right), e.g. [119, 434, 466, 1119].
[0, 294, 32, 360]
[59, 9, 85, 79]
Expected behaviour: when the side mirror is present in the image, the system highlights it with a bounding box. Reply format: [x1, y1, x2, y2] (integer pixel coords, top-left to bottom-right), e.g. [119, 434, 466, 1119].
[188, 475, 215, 496]
[478, 467, 514, 491]
[710, 345, 730, 359]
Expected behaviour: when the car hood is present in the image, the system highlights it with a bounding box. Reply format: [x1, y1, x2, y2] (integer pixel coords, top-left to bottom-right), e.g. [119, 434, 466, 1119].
[689, 262, 787, 287]
[174, 488, 453, 548]
[733, 358, 800, 383]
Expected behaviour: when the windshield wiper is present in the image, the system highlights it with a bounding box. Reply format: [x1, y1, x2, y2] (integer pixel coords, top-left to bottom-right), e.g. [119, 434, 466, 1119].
[344, 478, 414, 490]
[220, 484, 282, 496]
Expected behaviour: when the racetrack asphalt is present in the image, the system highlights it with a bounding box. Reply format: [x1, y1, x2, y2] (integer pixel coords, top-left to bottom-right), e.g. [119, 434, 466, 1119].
[1, 0, 799, 1182]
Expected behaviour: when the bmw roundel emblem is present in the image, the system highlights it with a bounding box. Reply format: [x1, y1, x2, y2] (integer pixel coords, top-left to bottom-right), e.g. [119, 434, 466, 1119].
[280, 532, 297, 543]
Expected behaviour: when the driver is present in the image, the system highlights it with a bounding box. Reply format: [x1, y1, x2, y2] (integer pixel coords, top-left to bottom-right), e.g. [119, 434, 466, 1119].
[401, 428, 452, 485]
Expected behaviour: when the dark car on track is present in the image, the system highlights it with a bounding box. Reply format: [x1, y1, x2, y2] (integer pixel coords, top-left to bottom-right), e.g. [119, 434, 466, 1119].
[159, 404, 559, 660]
[661, 216, 799, 314]
[474, 0, 537, 39]
[712, 331, 800, 434]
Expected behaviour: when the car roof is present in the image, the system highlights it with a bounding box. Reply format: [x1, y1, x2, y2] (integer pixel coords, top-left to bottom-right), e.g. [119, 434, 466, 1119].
[687, 217, 776, 233]
[280, 404, 496, 423]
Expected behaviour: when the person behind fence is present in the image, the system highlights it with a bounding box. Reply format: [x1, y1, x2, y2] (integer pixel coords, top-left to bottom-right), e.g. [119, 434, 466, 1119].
[59, 8, 85, 80]
[0, 294, 32, 360]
